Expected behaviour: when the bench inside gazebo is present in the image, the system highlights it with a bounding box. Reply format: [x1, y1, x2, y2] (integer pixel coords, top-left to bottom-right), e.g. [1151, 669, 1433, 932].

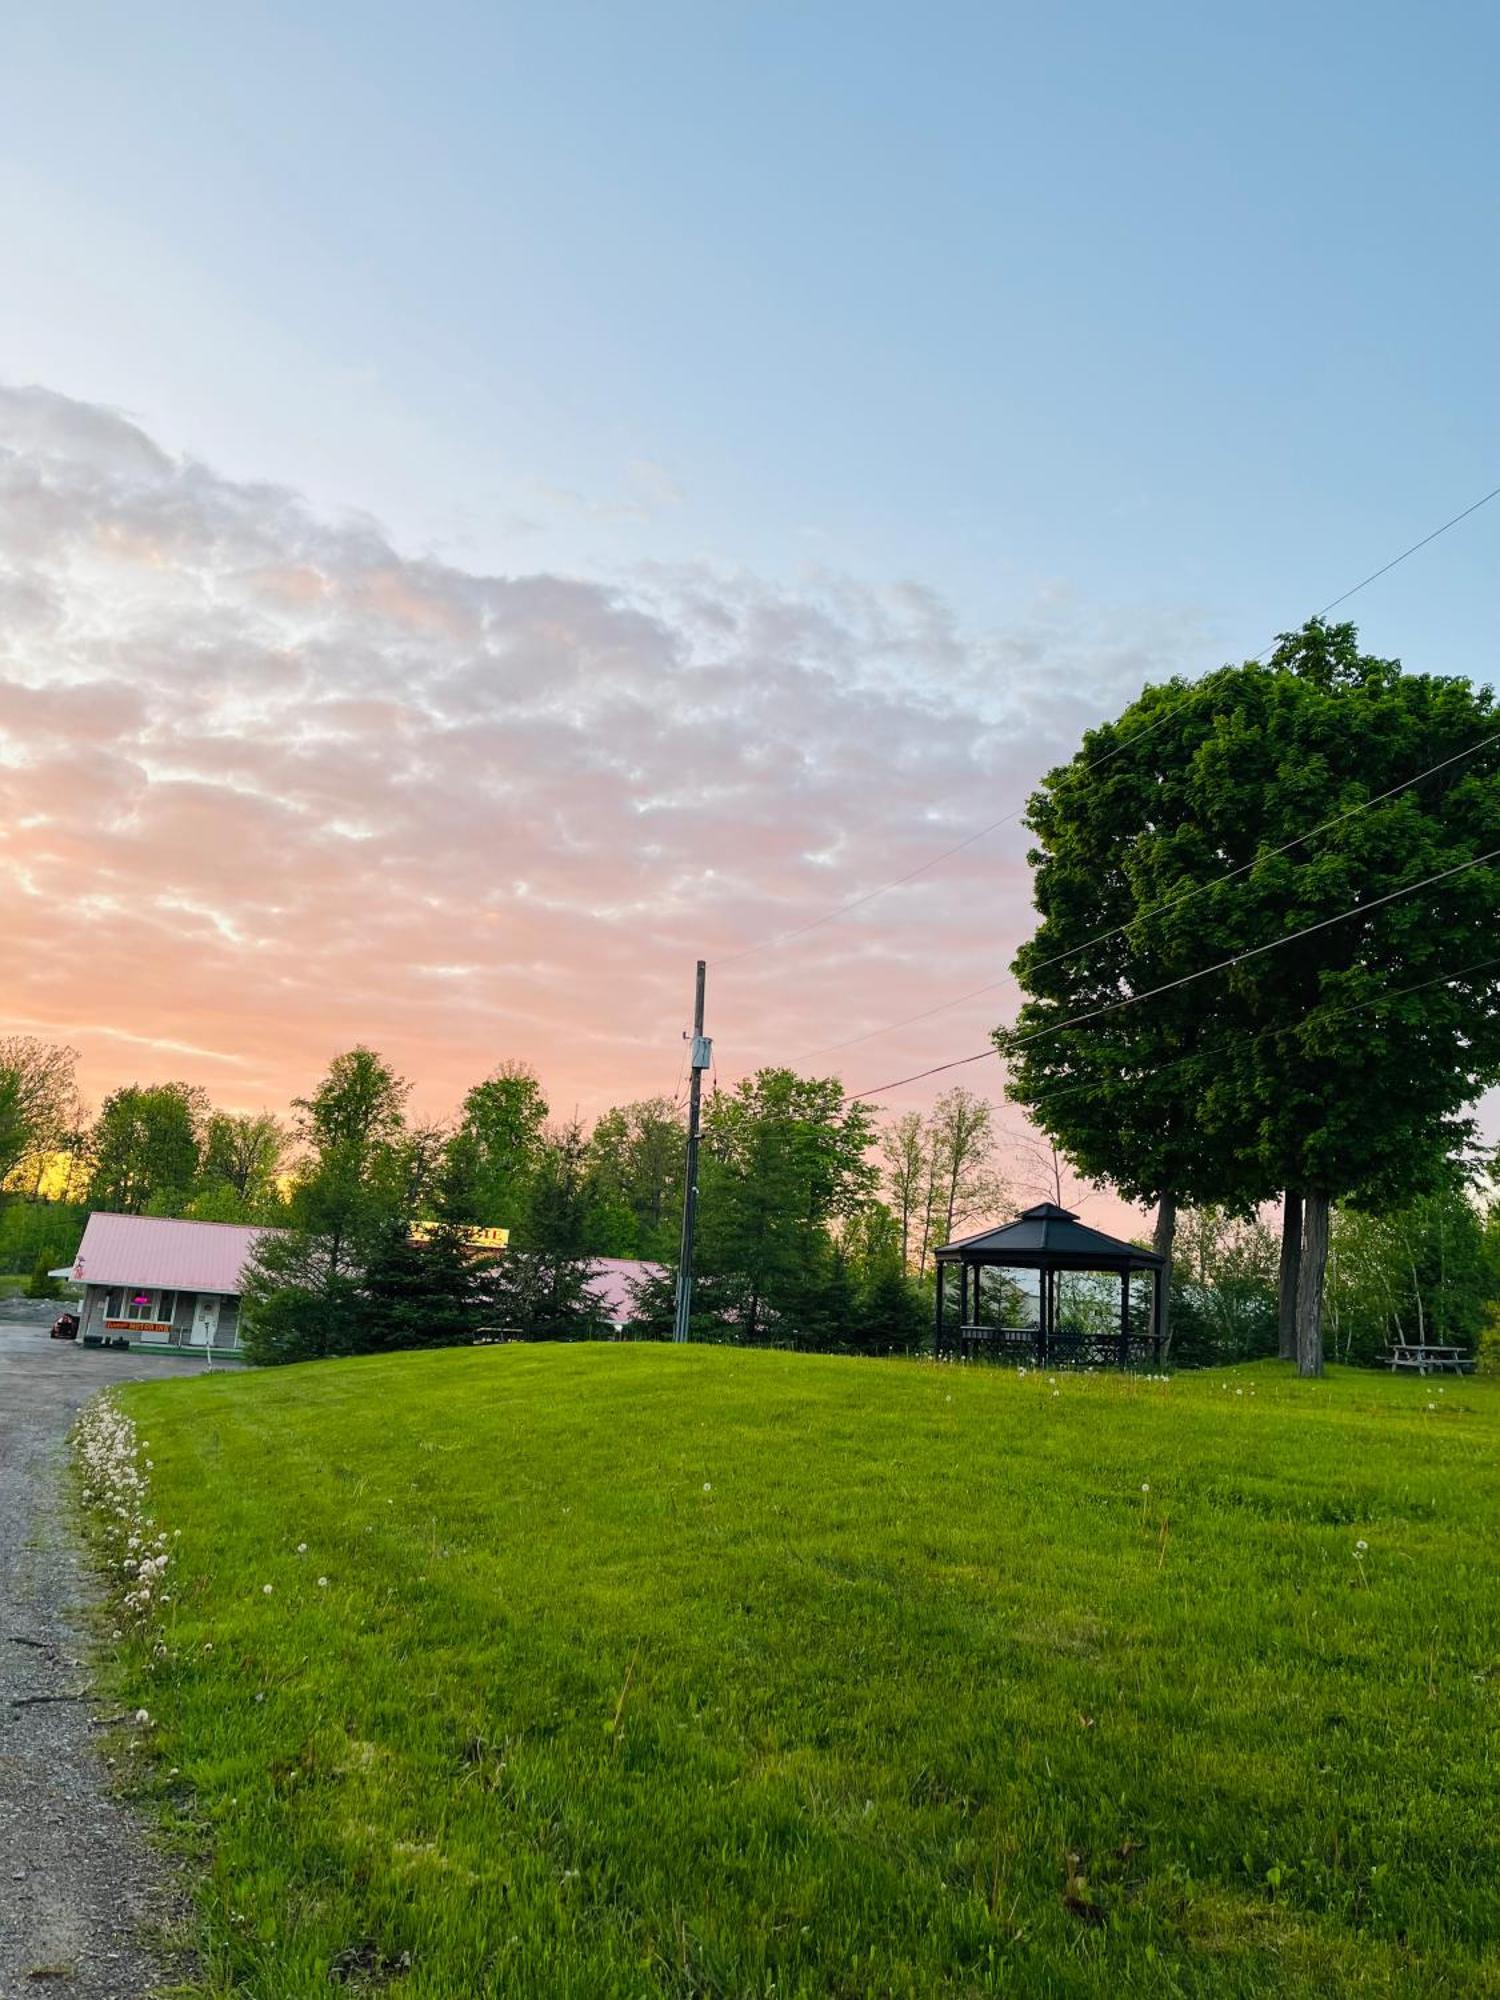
[934, 1202, 1167, 1368]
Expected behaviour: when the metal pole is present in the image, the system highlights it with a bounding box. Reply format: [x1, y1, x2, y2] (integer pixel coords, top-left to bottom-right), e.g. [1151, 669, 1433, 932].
[672, 960, 708, 1343]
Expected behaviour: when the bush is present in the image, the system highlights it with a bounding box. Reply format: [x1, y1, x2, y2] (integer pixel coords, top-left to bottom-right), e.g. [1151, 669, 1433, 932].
[23, 1251, 66, 1300]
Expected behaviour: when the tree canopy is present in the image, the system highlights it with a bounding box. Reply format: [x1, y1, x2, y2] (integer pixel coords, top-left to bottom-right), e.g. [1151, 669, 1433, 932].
[1004, 620, 1500, 1370]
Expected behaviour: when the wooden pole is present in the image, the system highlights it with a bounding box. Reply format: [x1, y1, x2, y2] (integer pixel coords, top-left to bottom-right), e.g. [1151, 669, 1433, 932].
[672, 961, 708, 1344]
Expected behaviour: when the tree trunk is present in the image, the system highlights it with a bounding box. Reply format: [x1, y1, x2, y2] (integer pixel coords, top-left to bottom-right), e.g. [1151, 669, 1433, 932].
[1295, 1191, 1330, 1378]
[1277, 1193, 1302, 1361]
[1152, 1193, 1177, 1356]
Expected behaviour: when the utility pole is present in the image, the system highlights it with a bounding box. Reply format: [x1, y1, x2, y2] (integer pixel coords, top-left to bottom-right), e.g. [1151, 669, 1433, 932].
[673, 960, 710, 1343]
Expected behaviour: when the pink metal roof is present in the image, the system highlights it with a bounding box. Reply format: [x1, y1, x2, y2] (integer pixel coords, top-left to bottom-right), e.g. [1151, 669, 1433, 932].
[585, 1257, 664, 1324]
[71, 1213, 279, 1294]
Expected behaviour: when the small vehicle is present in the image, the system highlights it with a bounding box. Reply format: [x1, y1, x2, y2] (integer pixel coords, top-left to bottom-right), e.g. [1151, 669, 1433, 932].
[50, 1310, 80, 1341]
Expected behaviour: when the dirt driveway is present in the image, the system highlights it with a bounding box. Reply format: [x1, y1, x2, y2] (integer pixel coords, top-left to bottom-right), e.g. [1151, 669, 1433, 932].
[0, 1317, 228, 1997]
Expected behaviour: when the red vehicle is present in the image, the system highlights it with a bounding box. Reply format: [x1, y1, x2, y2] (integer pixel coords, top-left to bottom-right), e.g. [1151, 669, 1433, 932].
[50, 1310, 79, 1341]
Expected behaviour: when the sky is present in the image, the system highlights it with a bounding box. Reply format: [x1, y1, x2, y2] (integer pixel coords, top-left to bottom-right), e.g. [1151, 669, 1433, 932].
[1, 2, 1497, 1215]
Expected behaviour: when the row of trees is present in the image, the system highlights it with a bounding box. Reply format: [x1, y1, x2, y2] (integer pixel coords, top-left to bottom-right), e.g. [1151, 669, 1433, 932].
[241, 1052, 936, 1364]
[1166, 1178, 1500, 1371]
[1005, 619, 1500, 1375]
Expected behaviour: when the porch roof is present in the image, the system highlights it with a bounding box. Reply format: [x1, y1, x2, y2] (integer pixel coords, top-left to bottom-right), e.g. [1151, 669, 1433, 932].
[934, 1202, 1164, 1271]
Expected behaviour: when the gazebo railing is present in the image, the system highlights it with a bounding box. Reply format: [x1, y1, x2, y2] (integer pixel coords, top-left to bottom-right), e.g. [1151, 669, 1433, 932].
[955, 1323, 1162, 1368]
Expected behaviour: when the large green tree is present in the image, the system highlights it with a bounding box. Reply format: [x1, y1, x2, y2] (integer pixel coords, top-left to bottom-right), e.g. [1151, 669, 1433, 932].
[446, 1063, 550, 1231]
[189, 1111, 288, 1221]
[696, 1068, 879, 1343]
[87, 1082, 207, 1214]
[243, 1048, 418, 1364]
[1005, 621, 1500, 1373]
[584, 1097, 685, 1258]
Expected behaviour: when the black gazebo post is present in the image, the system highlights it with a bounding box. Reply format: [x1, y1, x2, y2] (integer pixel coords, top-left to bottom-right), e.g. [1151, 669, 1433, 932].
[1117, 1264, 1130, 1368]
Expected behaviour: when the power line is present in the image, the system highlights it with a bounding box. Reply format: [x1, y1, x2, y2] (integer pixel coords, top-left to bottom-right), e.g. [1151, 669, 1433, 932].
[847, 839, 1500, 1100]
[802, 724, 1500, 1060]
[712, 480, 1500, 972]
[1018, 947, 1500, 1119]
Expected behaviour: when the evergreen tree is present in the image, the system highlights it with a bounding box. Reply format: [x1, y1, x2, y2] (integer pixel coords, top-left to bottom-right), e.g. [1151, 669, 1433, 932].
[487, 1121, 608, 1338]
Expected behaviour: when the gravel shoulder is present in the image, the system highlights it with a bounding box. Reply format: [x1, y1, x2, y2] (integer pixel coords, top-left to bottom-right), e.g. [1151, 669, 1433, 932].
[0, 1321, 226, 1999]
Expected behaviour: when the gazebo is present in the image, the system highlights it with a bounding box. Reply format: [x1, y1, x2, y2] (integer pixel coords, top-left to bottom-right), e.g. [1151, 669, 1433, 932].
[934, 1202, 1167, 1368]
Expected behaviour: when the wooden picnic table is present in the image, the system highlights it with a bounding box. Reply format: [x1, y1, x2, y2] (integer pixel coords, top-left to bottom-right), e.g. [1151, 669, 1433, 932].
[1383, 1344, 1474, 1375]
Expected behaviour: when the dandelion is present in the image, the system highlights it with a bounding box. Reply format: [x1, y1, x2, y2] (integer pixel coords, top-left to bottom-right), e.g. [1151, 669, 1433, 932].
[255, 1692, 265, 1704]
[134, 1708, 152, 1726]
[1355, 1539, 1368, 1553]
[317, 1576, 328, 1588]
[261, 1583, 273, 1597]
[703, 1481, 712, 1493]
[1141, 1482, 1151, 1494]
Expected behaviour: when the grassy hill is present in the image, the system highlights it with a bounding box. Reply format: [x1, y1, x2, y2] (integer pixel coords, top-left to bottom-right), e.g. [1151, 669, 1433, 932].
[101, 1347, 1500, 1998]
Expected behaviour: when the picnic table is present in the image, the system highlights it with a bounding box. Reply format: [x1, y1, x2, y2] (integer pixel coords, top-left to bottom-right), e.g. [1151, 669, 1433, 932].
[1383, 1344, 1474, 1375]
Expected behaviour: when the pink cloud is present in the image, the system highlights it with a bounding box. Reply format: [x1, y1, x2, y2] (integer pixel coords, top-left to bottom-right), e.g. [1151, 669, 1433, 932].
[0, 383, 1214, 1229]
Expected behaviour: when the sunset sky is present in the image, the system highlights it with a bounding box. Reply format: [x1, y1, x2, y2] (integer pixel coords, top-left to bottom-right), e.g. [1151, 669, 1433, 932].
[2, 3, 1497, 1214]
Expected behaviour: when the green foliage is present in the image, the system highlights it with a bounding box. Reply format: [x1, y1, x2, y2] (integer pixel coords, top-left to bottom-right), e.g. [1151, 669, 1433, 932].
[22, 1249, 65, 1299]
[446, 1063, 549, 1231]
[1325, 1180, 1495, 1367]
[584, 1098, 684, 1257]
[88, 1081, 207, 1214]
[0, 1196, 87, 1276]
[106, 1350, 1500, 1999]
[1006, 620, 1500, 1213]
[697, 1067, 878, 1341]
[491, 1121, 610, 1338]
[243, 1049, 424, 1364]
[359, 1221, 491, 1353]
[192, 1111, 287, 1221]
[1165, 1207, 1280, 1369]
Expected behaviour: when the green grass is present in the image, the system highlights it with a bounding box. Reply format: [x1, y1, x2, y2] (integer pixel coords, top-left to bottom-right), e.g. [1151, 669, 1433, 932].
[103, 1348, 1500, 1998]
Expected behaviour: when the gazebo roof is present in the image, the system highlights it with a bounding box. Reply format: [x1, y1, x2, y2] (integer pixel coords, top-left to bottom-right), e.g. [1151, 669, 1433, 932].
[934, 1202, 1165, 1270]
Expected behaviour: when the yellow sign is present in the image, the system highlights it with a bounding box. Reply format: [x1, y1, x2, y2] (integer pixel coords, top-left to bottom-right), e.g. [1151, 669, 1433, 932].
[408, 1222, 508, 1252]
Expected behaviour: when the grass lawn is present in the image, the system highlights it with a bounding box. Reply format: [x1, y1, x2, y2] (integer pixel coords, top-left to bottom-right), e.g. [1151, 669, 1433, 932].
[98, 1348, 1500, 1998]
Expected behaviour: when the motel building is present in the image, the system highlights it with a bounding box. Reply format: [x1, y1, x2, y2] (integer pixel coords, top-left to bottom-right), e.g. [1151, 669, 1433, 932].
[63, 1212, 652, 1358]
[67, 1212, 268, 1356]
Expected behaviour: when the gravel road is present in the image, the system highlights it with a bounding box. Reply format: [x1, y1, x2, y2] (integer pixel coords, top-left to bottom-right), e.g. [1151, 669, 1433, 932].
[0, 1319, 223, 1998]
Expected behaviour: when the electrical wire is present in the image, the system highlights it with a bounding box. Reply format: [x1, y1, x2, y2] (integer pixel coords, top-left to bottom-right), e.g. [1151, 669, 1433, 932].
[711, 480, 1500, 972]
[801, 724, 1500, 1060]
[1017, 947, 1500, 1119]
[846, 839, 1500, 1100]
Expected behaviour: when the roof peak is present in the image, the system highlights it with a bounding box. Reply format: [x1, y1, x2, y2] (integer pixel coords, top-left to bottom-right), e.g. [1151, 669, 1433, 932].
[1018, 1201, 1078, 1221]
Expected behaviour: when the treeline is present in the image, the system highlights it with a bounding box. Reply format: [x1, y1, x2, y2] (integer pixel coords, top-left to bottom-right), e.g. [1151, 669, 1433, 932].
[0, 1037, 943, 1360]
[247, 1053, 933, 1364]
[1167, 1186, 1500, 1370]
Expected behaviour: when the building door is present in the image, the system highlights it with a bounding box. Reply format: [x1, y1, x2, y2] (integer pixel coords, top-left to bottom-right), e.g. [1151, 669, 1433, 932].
[189, 1296, 221, 1347]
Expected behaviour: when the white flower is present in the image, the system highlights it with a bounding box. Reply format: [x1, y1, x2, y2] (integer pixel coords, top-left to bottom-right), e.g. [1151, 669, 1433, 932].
[703, 1481, 712, 1493]
[296, 1543, 308, 1555]
[134, 1708, 152, 1725]
[261, 1583, 273, 1596]
[317, 1576, 328, 1588]
[1141, 1483, 1150, 1494]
